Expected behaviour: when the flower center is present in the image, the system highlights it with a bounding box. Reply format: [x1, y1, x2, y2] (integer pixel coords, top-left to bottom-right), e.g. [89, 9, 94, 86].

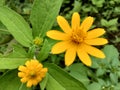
[29, 71, 36, 78]
[72, 34, 83, 43]
[71, 29, 86, 44]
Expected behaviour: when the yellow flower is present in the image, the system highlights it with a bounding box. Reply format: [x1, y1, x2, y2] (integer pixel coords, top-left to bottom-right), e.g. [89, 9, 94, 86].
[18, 59, 48, 87]
[47, 12, 108, 66]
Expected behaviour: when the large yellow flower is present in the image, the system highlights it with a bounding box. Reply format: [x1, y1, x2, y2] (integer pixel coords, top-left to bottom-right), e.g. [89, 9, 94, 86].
[47, 12, 108, 66]
[18, 59, 48, 87]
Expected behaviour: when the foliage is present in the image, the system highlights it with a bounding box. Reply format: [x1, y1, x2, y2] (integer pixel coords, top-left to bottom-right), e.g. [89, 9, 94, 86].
[0, 0, 120, 90]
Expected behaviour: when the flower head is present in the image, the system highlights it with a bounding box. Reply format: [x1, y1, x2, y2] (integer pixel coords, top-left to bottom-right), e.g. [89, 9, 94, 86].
[47, 12, 108, 66]
[18, 59, 48, 87]
[33, 37, 43, 45]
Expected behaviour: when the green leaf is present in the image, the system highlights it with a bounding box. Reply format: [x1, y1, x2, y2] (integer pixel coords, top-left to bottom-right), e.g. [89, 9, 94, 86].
[37, 39, 52, 62]
[115, 83, 120, 90]
[108, 18, 118, 26]
[0, 57, 28, 69]
[28, 45, 36, 58]
[30, 0, 63, 37]
[97, 79, 106, 86]
[0, 70, 32, 90]
[107, 18, 118, 31]
[87, 82, 101, 90]
[46, 73, 65, 90]
[40, 73, 48, 90]
[91, 0, 105, 7]
[69, 63, 90, 85]
[0, 6, 33, 47]
[0, 45, 28, 69]
[45, 63, 87, 90]
[72, 1, 81, 12]
[91, 56, 99, 68]
[11, 45, 28, 57]
[0, 21, 8, 34]
[114, 7, 120, 13]
[115, 0, 120, 3]
[101, 19, 109, 27]
[82, 5, 92, 12]
[0, 0, 5, 6]
[110, 73, 118, 84]
[103, 45, 119, 63]
[96, 68, 106, 76]
[108, 26, 118, 31]
[101, 18, 118, 31]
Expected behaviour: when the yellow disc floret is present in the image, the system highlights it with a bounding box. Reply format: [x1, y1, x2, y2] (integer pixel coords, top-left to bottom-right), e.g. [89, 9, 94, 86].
[18, 59, 48, 87]
[33, 37, 43, 45]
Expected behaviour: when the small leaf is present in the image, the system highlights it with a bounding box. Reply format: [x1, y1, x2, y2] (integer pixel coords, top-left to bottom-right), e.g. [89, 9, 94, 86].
[110, 73, 118, 84]
[72, 1, 81, 12]
[91, 0, 105, 7]
[45, 63, 87, 90]
[101, 19, 109, 27]
[114, 7, 120, 13]
[96, 68, 105, 76]
[109, 26, 118, 31]
[87, 82, 101, 90]
[37, 39, 52, 62]
[28, 45, 36, 58]
[108, 18, 118, 26]
[97, 79, 106, 85]
[30, 0, 63, 37]
[0, 6, 33, 47]
[103, 45, 119, 63]
[40, 73, 48, 90]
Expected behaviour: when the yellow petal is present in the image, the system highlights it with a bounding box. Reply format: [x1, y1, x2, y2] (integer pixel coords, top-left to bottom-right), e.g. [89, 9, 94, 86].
[36, 76, 42, 82]
[83, 44, 105, 58]
[27, 80, 33, 87]
[32, 79, 38, 86]
[18, 66, 27, 72]
[21, 77, 28, 83]
[57, 16, 71, 34]
[25, 60, 31, 67]
[71, 12, 80, 30]
[36, 64, 43, 70]
[40, 68, 48, 77]
[51, 41, 70, 54]
[47, 30, 70, 40]
[41, 68, 48, 73]
[86, 28, 106, 39]
[77, 48, 91, 66]
[81, 17, 94, 32]
[30, 60, 40, 67]
[18, 72, 25, 77]
[84, 38, 108, 45]
[65, 46, 77, 66]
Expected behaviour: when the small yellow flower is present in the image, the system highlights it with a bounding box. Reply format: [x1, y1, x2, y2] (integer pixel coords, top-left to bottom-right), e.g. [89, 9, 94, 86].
[47, 12, 108, 66]
[18, 59, 48, 87]
[33, 37, 43, 45]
